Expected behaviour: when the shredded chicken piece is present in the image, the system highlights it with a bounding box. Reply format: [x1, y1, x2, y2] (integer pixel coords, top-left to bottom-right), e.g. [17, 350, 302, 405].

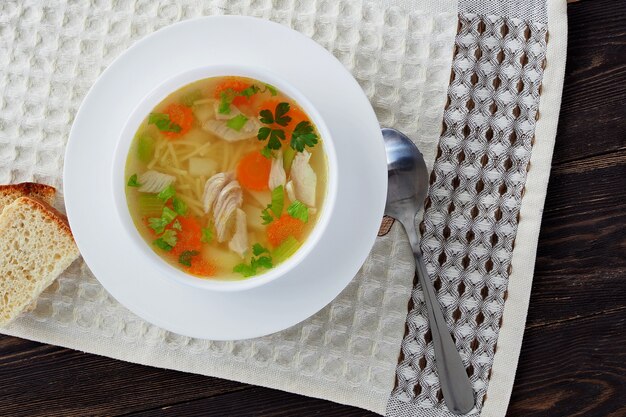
[285, 180, 296, 202]
[202, 118, 260, 142]
[138, 170, 175, 193]
[214, 180, 243, 242]
[268, 151, 286, 190]
[199, 103, 261, 142]
[289, 150, 317, 207]
[202, 172, 234, 213]
[228, 208, 248, 257]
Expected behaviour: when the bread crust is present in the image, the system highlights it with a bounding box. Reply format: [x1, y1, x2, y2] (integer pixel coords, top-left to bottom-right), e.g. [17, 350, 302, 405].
[0, 182, 56, 203]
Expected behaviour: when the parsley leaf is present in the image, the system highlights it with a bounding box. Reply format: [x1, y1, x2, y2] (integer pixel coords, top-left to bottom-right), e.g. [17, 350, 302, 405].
[260, 186, 284, 225]
[287, 200, 309, 223]
[252, 256, 273, 270]
[201, 227, 213, 243]
[178, 250, 199, 267]
[127, 174, 141, 187]
[171, 219, 182, 231]
[257, 126, 271, 141]
[257, 102, 292, 151]
[226, 114, 249, 131]
[157, 184, 176, 202]
[260, 208, 274, 225]
[148, 217, 168, 234]
[149, 113, 182, 133]
[172, 196, 187, 215]
[161, 206, 177, 224]
[239, 85, 261, 98]
[259, 109, 274, 124]
[274, 102, 291, 127]
[252, 243, 269, 256]
[148, 206, 177, 234]
[267, 129, 285, 150]
[290, 121, 319, 152]
[233, 263, 256, 277]
[154, 229, 177, 251]
[233, 246, 274, 277]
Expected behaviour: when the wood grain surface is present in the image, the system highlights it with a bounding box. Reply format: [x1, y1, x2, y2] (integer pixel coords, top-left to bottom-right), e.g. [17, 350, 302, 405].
[1, 0, 624, 416]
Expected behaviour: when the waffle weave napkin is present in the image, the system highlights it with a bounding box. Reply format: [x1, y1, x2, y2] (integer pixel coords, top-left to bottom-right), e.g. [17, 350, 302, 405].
[0, 1, 567, 416]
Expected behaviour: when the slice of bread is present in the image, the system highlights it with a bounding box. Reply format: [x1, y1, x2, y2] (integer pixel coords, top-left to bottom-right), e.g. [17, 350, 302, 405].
[0, 183, 56, 212]
[0, 197, 80, 326]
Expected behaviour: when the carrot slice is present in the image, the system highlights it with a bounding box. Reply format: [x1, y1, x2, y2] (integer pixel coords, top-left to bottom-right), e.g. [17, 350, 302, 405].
[266, 214, 304, 247]
[214, 78, 252, 106]
[237, 151, 272, 191]
[187, 257, 217, 277]
[170, 215, 202, 256]
[162, 103, 194, 139]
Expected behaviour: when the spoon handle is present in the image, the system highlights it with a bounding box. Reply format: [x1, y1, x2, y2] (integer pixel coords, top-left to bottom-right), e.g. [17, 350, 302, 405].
[414, 251, 475, 414]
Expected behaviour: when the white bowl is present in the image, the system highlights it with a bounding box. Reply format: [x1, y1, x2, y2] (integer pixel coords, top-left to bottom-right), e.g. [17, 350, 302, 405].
[64, 16, 386, 339]
[112, 65, 338, 292]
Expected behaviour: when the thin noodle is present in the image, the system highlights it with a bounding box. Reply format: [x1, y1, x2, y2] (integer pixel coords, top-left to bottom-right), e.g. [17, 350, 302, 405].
[167, 142, 179, 168]
[180, 141, 213, 161]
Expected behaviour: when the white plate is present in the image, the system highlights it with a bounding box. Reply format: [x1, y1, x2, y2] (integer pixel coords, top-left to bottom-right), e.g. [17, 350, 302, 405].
[64, 16, 386, 340]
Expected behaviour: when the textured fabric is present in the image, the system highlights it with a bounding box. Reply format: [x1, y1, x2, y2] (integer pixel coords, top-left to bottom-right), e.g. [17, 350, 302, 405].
[387, 3, 556, 416]
[460, 0, 548, 24]
[0, 1, 457, 414]
[480, 1, 567, 415]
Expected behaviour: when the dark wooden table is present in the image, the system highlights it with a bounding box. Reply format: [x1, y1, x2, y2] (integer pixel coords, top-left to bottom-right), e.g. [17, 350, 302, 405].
[1, 1, 624, 416]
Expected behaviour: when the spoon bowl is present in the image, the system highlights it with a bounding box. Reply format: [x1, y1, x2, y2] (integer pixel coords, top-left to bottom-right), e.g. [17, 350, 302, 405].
[383, 128, 429, 235]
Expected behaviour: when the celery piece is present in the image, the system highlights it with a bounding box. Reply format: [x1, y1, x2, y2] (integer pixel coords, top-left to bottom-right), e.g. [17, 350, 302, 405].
[138, 194, 164, 217]
[283, 146, 296, 172]
[272, 236, 300, 264]
[136, 133, 155, 163]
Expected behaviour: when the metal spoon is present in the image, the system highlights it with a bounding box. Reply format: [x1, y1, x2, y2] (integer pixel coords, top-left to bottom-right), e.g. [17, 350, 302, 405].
[383, 128, 475, 414]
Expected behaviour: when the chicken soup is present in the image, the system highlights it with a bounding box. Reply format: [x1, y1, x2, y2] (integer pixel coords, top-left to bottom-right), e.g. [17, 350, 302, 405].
[125, 76, 327, 279]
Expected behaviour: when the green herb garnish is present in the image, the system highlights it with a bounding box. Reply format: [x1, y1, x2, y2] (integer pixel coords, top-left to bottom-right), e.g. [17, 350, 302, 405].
[148, 113, 182, 133]
[154, 229, 177, 251]
[157, 184, 176, 202]
[258, 102, 291, 150]
[290, 121, 319, 152]
[226, 114, 249, 131]
[252, 243, 270, 256]
[172, 196, 187, 215]
[179, 250, 199, 267]
[201, 227, 213, 243]
[171, 219, 182, 231]
[257, 126, 285, 150]
[127, 174, 141, 187]
[239, 85, 261, 98]
[148, 206, 177, 234]
[233, 246, 274, 277]
[287, 200, 309, 223]
[260, 185, 284, 225]
[260, 102, 291, 127]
